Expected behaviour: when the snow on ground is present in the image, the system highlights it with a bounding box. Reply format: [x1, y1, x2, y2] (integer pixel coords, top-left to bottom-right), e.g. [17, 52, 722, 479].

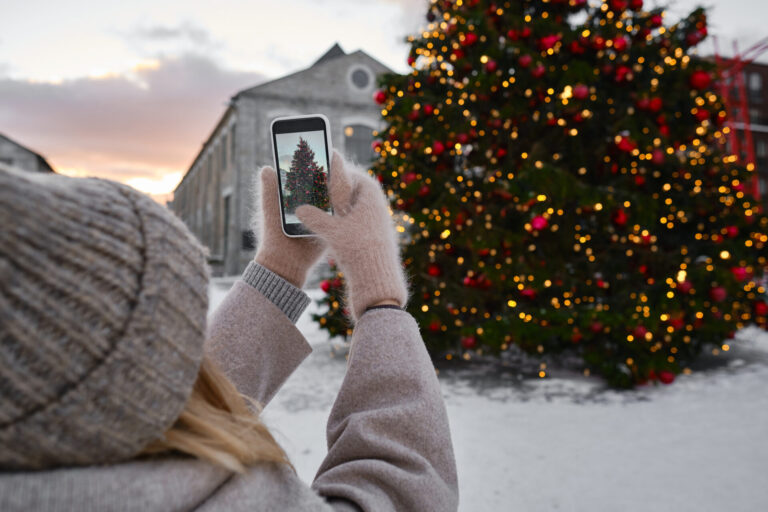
[210, 279, 768, 512]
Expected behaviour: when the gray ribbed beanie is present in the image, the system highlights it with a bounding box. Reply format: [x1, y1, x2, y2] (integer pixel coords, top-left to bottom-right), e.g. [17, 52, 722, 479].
[0, 164, 210, 470]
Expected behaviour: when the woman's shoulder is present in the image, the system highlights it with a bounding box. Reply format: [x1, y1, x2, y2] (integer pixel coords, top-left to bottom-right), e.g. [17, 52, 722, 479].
[0, 456, 333, 512]
[200, 460, 335, 512]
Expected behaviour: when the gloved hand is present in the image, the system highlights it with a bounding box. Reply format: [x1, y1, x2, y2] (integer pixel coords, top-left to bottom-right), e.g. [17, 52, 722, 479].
[297, 151, 408, 321]
[254, 167, 326, 288]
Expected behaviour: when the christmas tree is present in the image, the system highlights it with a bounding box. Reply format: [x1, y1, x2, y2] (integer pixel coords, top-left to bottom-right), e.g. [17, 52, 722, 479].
[285, 137, 330, 212]
[315, 0, 768, 387]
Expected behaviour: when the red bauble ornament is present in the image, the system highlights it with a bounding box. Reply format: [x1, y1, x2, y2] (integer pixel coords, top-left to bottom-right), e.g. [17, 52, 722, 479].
[612, 36, 628, 52]
[633, 325, 648, 339]
[456, 132, 470, 144]
[651, 149, 665, 164]
[689, 70, 712, 90]
[531, 215, 548, 230]
[677, 280, 692, 294]
[755, 301, 768, 316]
[615, 65, 632, 82]
[428, 263, 442, 277]
[610, 0, 628, 11]
[332, 278, 342, 288]
[694, 109, 710, 122]
[709, 286, 727, 302]
[461, 336, 477, 350]
[320, 280, 331, 293]
[407, 55, 416, 66]
[569, 40, 585, 55]
[423, 104, 434, 115]
[373, 90, 387, 104]
[612, 208, 628, 226]
[669, 317, 685, 330]
[520, 288, 537, 300]
[539, 34, 560, 51]
[658, 370, 675, 384]
[650, 14, 663, 28]
[649, 97, 663, 112]
[507, 29, 518, 40]
[432, 141, 445, 155]
[634, 175, 646, 186]
[372, 140, 382, 152]
[485, 60, 498, 73]
[726, 225, 739, 237]
[452, 48, 465, 59]
[403, 172, 418, 184]
[408, 109, 420, 121]
[531, 64, 546, 78]
[518, 54, 533, 68]
[658, 125, 670, 137]
[418, 185, 431, 197]
[630, 0, 643, 9]
[616, 136, 636, 152]
[573, 84, 589, 100]
[462, 32, 478, 46]
[590, 321, 603, 333]
[429, 320, 441, 332]
[731, 266, 749, 282]
[497, 147, 507, 158]
[592, 35, 606, 50]
[520, 26, 531, 38]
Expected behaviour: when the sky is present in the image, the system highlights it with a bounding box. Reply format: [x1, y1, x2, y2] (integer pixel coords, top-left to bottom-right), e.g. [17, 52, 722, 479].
[0, 0, 765, 203]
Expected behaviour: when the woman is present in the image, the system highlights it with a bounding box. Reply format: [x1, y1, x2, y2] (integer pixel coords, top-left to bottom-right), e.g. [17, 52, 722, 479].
[0, 151, 458, 511]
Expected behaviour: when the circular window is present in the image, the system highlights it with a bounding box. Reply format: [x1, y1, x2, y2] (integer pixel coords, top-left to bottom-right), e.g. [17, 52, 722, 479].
[350, 68, 371, 89]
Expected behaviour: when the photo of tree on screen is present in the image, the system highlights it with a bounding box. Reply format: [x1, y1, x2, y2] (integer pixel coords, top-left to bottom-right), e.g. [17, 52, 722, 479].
[276, 132, 330, 224]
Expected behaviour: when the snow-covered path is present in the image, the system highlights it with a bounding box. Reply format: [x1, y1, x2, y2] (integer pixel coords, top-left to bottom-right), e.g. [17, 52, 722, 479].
[210, 280, 768, 511]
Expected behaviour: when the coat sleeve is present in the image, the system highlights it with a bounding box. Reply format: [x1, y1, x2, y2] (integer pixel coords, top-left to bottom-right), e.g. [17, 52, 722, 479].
[311, 309, 459, 512]
[204, 278, 313, 407]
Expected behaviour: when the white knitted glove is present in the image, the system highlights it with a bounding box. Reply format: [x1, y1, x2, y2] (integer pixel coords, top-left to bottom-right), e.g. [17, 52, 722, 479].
[297, 151, 408, 321]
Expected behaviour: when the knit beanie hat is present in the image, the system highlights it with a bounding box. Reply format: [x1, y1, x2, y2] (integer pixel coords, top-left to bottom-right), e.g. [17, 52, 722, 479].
[0, 164, 210, 470]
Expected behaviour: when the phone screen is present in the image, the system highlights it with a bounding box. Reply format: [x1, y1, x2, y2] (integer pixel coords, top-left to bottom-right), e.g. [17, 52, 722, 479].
[272, 117, 331, 236]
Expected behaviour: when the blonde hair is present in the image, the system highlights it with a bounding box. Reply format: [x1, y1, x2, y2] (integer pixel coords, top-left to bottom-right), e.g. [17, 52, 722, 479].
[141, 356, 292, 473]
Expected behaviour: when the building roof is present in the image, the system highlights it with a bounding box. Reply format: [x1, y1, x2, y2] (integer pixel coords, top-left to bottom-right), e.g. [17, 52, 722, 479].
[233, 42, 394, 100]
[0, 132, 55, 172]
[312, 42, 347, 67]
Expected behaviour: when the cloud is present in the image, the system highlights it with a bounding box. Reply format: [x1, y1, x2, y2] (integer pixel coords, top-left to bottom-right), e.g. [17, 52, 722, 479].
[119, 21, 223, 55]
[0, 53, 266, 200]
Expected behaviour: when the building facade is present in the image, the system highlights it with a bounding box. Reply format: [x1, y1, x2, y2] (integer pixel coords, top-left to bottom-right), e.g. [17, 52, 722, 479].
[170, 44, 391, 276]
[0, 132, 55, 173]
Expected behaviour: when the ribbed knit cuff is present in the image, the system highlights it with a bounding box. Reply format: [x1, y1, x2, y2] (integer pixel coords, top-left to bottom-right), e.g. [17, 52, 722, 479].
[241, 261, 311, 324]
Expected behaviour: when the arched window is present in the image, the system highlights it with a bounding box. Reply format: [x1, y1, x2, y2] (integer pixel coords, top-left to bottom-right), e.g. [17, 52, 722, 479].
[344, 124, 375, 164]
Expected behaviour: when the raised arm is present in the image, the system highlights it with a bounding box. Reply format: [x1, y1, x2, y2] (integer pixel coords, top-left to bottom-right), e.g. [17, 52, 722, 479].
[205, 165, 326, 407]
[312, 308, 458, 511]
[205, 262, 312, 406]
[297, 152, 459, 511]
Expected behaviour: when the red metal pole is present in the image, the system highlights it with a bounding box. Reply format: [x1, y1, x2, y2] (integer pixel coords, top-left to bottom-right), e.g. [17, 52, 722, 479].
[731, 41, 759, 200]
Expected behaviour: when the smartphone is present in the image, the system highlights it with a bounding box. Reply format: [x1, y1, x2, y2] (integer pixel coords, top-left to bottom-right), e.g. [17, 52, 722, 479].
[270, 114, 333, 237]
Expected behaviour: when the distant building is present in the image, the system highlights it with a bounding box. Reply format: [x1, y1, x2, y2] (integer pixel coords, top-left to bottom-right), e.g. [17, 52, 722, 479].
[170, 43, 392, 276]
[0, 132, 55, 173]
[719, 60, 768, 204]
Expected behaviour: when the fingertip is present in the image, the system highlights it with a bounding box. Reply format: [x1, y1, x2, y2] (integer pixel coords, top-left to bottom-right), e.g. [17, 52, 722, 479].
[261, 166, 276, 183]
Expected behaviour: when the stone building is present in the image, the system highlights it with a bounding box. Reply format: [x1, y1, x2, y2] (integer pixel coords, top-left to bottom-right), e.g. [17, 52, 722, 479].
[0, 132, 55, 173]
[170, 43, 392, 276]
